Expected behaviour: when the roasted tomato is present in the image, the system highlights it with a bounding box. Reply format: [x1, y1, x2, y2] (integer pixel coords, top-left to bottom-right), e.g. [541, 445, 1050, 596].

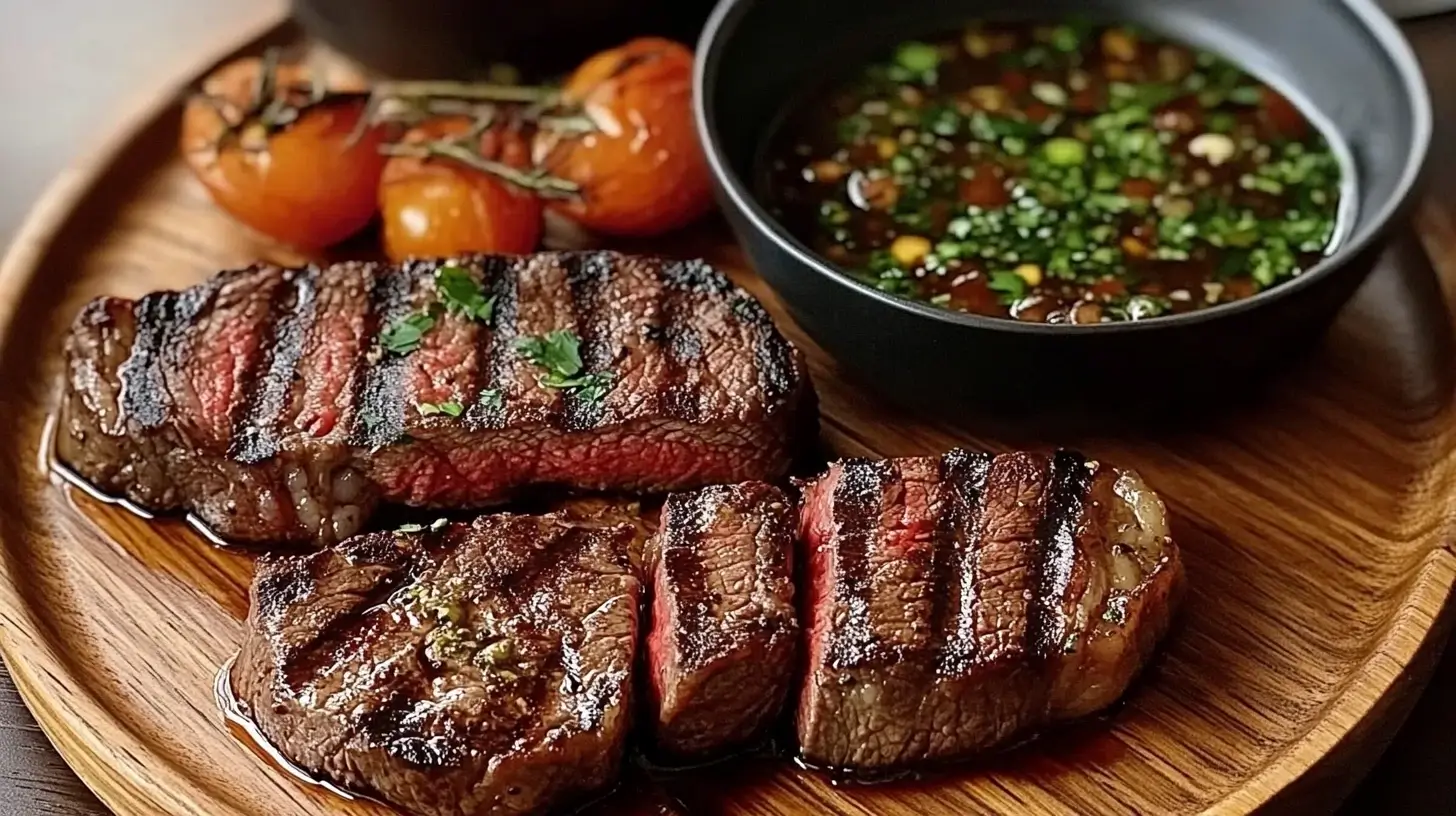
[379, 117, 544, 261]
[534, 38, 714, 237]
[180, 54, 386, 249]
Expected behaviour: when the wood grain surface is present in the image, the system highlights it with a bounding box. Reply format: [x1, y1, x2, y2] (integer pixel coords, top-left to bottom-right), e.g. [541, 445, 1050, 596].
[3, 12, 1456, 816]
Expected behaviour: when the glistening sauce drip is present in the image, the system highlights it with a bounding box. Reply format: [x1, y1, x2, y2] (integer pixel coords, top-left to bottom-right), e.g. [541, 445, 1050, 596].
[43, 410, 277, 551]
[214, 655, 388, 807]
[41, 412, 158, 519]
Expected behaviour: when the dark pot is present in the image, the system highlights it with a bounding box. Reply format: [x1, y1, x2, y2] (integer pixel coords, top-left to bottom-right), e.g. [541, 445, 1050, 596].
[293, 0, 718, 78]
[694, 0, 1431, 419]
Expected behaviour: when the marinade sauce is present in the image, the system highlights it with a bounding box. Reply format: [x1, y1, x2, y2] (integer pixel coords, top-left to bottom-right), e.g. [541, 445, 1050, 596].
[762, 20, 1347, 323]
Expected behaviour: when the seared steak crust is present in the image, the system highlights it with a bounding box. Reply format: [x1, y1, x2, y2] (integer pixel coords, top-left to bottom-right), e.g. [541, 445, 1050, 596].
[796, 449, 1183, 771]
[57, 252, 813, 545]
[645, 483, 798, 759]
[233, 513, 642, 816]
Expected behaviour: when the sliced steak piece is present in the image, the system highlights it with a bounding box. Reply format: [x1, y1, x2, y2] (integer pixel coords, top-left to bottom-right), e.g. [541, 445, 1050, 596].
[645, 483, 798, 759]
[57, 252, 814, 546]
[796, 449, 1183, 772]
[232, 513, 642, 816]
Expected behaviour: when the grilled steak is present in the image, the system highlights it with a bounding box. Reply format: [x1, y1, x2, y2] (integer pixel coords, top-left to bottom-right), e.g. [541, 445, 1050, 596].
[645, 483, 798, 759]
[58, 252, 813, 545]
[232, 512, 642, 816]
[796, 449, 1183, 771]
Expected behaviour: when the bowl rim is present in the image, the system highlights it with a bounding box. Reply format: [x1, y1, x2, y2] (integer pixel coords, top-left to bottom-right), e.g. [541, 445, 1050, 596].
[692, 0, 1434, 335]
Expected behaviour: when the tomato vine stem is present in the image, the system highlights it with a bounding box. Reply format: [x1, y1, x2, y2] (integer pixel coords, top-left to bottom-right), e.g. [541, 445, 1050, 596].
[379, 141, 581, 199]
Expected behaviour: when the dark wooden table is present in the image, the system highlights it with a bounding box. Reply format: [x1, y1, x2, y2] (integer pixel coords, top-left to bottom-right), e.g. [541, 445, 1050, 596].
[2, 11, 1456, 816]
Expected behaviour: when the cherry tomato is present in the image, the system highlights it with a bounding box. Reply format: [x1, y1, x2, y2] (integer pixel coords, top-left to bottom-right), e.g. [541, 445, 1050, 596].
[534, 38, 714, 237]
[180, 55, 386, 249]
[379, 117, 544, 261]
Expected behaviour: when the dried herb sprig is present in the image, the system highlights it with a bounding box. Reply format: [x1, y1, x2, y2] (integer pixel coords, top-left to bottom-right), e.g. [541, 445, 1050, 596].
[192, 48, 364, 160]
[371, 79, 559, 106]
[379, 141, 581, 199]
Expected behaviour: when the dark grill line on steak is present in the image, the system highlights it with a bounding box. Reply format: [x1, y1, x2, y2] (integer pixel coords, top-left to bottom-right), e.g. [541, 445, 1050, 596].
[352, 262, 424, 452]
[465, 255, 517, 431]
[121, 279, 216, 430]
[57, 252, 814, 546]
[929, 448, 992, 675]
[820, 459, 885, 667]
[1029, 449, 1095, 660]
[231, 268, 317, 464]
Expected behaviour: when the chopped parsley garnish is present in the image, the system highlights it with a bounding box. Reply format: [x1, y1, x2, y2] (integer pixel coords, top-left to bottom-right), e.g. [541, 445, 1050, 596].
[434, 264, 495, 322]
[417, 400, 464, 418]
[568, 372, 615, 405]
[515, 330, 584, 379]
[381, 265, 494, 357]
[381, 312, 436, 355]
[477, 388, 503, 413]
[514, 330, 614, 405]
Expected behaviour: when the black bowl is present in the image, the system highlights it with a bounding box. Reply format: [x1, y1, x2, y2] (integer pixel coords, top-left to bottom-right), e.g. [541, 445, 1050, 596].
[694, 0, 1431, 418]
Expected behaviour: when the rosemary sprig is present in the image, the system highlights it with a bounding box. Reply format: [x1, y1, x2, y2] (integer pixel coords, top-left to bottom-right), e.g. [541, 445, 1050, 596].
[379, 141, 581, 199]
[371, 80, 559, 106]
[191, 47, 365, 160]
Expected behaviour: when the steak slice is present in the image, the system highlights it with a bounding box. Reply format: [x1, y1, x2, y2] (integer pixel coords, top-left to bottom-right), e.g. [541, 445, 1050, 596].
[796, 449, 1183, 772]
[57, 252, 814, 545]
[232, 513, 642, 816]
[644, 483, 798, 759]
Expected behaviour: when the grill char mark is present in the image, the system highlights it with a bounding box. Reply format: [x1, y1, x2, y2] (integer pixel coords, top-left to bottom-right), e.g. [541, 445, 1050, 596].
[353, 264, 424, 450]
[826, 458, 891, 668]
[466, 255, 517, 430]
[659, 490, 717, 666]
[734, 291, 796, 407]
[659, 259, 705, 424]
[562, 252, 615, 431]
[932, 449, 994, 673]
[121, 284, 215, 429]
[231, 268, 320, 464]
[1029, 449, 1094, 660]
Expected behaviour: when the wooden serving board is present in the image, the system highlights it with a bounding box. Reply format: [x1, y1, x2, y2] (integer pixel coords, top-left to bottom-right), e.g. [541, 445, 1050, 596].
[3, 17, 1456, 816]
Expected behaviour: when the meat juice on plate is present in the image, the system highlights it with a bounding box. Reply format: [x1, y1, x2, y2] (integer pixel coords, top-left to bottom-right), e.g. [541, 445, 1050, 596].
[761, 19, 1351, 323]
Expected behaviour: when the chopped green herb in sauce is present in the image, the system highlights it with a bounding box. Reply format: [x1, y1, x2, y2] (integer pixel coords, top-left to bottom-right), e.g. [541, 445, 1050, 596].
[764, 19, 1343, 323]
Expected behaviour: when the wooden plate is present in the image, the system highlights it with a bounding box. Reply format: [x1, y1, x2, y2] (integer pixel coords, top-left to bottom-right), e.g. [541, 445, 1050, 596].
[2, 17, 1455, 816]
